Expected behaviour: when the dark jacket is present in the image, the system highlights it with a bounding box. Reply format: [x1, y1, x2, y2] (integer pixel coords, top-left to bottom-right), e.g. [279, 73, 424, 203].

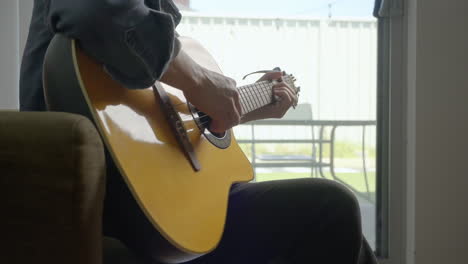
[20, 0, 182, 111]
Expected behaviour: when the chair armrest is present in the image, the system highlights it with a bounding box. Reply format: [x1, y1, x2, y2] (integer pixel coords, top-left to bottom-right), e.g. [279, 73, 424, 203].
[0, 111, 105, 264]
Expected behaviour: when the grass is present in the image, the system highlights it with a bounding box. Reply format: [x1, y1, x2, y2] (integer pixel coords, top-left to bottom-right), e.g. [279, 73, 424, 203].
[255, 171, 377, 201]
[237, 141, 378, 201]
[239, 141, 376, 160]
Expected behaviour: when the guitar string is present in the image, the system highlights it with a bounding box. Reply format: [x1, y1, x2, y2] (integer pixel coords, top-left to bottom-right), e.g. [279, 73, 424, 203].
[195, 82, 273, 121]
[186, 76, 294, 123]
[190, 87, 269, 126]
[170, 78, 279, 107]
[188, 80, 278, 125]
[195, 79, 296, 126]
[169, 75, 293, 109]
[194, 94, 271, 128]
[170, 76, 295, 128]
[177, 86, 271, 119]
[184, 98, 286, 128]
[192, 89, 271, 121]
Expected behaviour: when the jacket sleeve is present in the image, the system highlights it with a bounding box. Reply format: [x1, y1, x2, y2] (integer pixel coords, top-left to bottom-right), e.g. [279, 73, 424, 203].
[45, 0, 182, 89]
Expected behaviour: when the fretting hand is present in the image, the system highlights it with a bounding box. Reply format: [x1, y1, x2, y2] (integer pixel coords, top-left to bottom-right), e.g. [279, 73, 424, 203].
[240, 71, 298, 123]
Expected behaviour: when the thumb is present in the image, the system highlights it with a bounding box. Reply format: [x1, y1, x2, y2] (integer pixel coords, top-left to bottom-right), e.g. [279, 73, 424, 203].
[209, 119, 227, 133]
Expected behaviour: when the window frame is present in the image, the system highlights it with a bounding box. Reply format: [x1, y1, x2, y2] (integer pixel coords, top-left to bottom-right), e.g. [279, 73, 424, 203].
[375, 1, 408, 264]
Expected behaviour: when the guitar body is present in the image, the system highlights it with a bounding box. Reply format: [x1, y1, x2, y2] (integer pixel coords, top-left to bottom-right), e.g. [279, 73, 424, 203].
[43, 35, 253, 263]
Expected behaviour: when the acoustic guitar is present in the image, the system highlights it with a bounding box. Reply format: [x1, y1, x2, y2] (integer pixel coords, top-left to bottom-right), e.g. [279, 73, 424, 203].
[43, 34, 299, 263]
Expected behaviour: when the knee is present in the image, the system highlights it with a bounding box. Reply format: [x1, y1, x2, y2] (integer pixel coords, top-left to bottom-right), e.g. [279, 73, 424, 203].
[319, 180, 361, 221]
[329, 180, 359, 207]
[285, 178, 361, 219]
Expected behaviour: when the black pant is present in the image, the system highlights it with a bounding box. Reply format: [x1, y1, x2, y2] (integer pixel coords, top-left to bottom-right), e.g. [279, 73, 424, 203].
[103, 158, 377, 264]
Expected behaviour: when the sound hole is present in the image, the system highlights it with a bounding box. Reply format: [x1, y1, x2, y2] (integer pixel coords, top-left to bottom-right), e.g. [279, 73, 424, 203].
[188, 104, 231, 149]
[195, 110, 224, 137]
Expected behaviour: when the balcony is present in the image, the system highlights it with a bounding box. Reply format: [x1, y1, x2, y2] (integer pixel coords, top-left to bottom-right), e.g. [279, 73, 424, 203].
[234, 103, 377, 247]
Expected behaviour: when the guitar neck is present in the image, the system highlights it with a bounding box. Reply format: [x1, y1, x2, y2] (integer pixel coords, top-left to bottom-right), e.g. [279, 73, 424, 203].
[237, 80, 274, 115]
[237, 74, 296, 115]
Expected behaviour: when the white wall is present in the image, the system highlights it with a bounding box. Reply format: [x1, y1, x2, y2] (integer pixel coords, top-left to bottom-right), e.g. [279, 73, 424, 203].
[177, 14, 378, 121]
[406, 0, 468, 263]
[0, 0, 33, 110]
[0, 0, 20, 109]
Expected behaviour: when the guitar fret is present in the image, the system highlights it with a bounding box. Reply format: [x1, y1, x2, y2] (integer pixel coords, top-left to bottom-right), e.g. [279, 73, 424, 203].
[257, 83, 268, 105]
[242, 88, 252, 112]
[245, 86, 259, 110]
[238, 78, 280, 116]
[251, 85, 263, 109]
[239, 88, 253, 114]
[245, 90, 254, 113]
[261, 83, 270, 104]
[258, 82, 270, 105]
[240, 88, 253, 113]
[238, 90, 248, 114]
[254, 83, 267, 106]
[260, 82, 271, 104]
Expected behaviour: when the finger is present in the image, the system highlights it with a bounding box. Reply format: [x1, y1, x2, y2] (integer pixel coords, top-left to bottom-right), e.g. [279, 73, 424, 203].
[211, 108, 237, 132]
[273, 83, 298, 106]
[273, 84, 296, 102]
[273, 89, 293, 107]
[270, 89, 293, 118]
[274, 80, 296, 96]
[210, 119, 226, 133]
[212, 103, 240, 133]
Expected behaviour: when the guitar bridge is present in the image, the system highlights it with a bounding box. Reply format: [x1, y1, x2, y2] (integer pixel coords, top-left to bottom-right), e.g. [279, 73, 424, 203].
[153, 84, 201, 171]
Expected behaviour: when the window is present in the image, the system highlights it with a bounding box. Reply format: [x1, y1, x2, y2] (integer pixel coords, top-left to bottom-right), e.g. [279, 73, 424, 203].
[175, 0, 391, 258]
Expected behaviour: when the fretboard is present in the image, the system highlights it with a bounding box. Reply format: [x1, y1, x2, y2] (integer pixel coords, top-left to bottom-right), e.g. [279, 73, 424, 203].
[238, 80, 274, 115]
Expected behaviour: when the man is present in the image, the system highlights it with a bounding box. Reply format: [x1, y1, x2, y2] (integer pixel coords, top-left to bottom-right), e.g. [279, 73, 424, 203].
[20, 0, 378, 263]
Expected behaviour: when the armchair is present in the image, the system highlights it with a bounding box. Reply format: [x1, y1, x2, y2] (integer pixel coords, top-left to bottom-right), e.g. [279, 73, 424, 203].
[0, 111, 138, 264]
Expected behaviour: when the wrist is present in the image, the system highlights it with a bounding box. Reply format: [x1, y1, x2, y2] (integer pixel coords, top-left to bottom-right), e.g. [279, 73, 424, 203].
[189, 65, 208, 93]
[160, 50, 206, 93]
